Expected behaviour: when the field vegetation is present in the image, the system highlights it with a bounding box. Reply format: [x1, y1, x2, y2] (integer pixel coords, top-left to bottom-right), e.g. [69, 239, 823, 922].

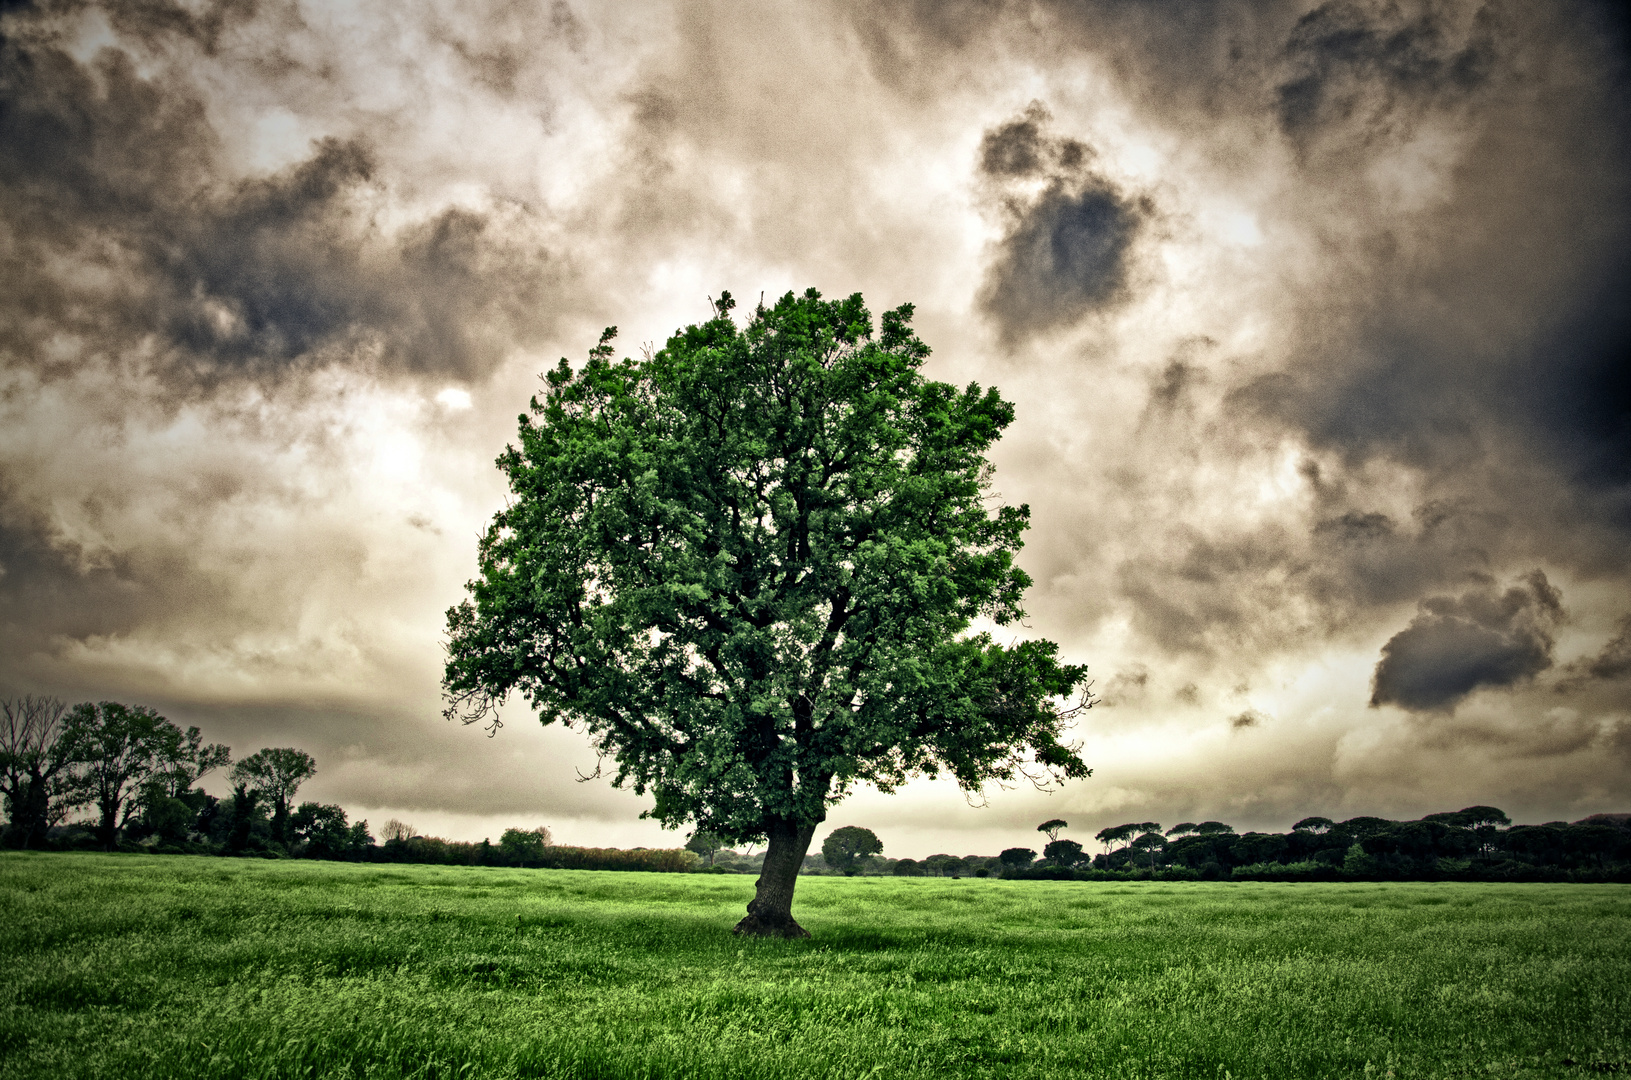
[2, 853, 1627, 1078]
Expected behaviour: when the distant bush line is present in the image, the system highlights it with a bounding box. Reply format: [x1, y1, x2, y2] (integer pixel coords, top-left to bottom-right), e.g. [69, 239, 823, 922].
[995, 809, 1631, 885]
[30, 817, 704, 874]
[9, 695, 1628, 882]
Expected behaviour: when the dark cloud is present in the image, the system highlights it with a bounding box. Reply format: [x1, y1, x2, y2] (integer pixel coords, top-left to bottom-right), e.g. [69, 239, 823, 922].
[1557, 616, 1631, 689]
[1115, 526, 1309, 660]
[1584, 620, 1631, 682]
[976, 103, 1149, 342]
[0, 12, 566, 389]
[1098, 665, 1149, 707]
[839, 0, 1304, 122]
[1230, 709, 1265, 729]
[1371, 571, 1565, 713]
[99, 0, 262, 55]
[1275, 0, 1496, 149]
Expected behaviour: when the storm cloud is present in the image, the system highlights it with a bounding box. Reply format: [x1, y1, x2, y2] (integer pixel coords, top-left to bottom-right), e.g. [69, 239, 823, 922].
[1371, 572, 1565, 713]
[1, 0, 1628, 851]
[0, 27, 564, 386]
[976, 103, 1149, 342]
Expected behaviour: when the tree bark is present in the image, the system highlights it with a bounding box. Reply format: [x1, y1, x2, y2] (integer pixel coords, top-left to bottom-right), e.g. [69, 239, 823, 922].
[734, 818, 819, 938]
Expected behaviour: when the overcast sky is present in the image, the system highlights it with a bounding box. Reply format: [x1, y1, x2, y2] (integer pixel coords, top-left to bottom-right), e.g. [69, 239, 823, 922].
[2, 0, 1627, 857]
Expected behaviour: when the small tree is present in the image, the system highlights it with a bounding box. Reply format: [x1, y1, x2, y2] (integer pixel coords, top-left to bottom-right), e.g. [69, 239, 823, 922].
[1453, 806, 1509, 858]
[230, 748, 317, 846]
[1165, 822, 1199, 838]
[1043, 838, 1084, 866]
[1129, 830, 1166, 870]
[922, 853, 964, 877]
[1095, 823, 1137, 854]
[1037, 818, 1068, 843]
[381, 818, 415, 842]
[821, 825, 883, 875]
[59, 702, 178, 849]
[686, 829, 724, 866]
[892, 858, 922, 876]
[443, 289, 1094, 937]
[292, 802, 362, 858]
[500, 826, 551, 866]
[221, 784, 266, 853]
[999, 846, 1037, 869]
[151, 726, 231, 800]
[1292, 816, 1334, 834]
[1193, 821, 1235, 836]
[0, 696, 78, 848]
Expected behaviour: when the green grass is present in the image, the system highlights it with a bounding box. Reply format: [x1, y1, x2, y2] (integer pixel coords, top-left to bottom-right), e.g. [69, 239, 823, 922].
[1, 854, 1627, 1078]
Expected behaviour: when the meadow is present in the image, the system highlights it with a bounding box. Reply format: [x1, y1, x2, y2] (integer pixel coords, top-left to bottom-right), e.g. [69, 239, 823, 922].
[0, 854, 1626, 1079]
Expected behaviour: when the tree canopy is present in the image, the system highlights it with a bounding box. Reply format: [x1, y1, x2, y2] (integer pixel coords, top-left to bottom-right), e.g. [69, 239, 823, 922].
[230, 748, 317, 845]
[60, 702, 178, 849]
[821, 825, 883, 874]
[1037, 818, 1068, 842]
[443, 288, 1093, 935]
[0, 696, 75, 848]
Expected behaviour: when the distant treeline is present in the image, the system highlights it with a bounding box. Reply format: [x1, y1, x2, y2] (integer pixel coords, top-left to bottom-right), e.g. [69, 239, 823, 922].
[0, 696, 700, 873]
[8, 697, 1628, 882]
[992, 808, 1631, 884]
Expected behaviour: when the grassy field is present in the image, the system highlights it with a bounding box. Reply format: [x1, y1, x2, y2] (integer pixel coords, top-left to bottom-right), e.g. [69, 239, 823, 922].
[1, 854, 1627, 1079]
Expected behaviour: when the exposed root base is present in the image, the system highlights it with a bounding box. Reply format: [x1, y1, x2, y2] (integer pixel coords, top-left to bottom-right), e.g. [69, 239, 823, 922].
[732, 913, 810, 938]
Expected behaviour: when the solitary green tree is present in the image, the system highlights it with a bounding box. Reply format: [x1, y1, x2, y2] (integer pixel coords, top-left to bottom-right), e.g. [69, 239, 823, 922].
[1037, 818, 1068, 843]
[230, 748, 317, 846]
[821, 825, 883, 875]
[444, 289, 1093, 936]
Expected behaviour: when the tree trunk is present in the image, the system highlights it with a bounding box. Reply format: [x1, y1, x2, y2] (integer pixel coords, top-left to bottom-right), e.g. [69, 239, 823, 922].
[734, 818, 818, 938]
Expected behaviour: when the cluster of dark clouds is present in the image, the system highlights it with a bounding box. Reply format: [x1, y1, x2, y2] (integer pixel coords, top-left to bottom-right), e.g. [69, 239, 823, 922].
[0, 0, 580, 697]
[0, 7, 562, 387]
[0, 0, 1627, 845]
[974, 102, 1149, 341]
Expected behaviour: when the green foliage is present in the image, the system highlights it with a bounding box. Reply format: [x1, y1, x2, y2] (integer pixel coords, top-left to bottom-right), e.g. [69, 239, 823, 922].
[498, 827, 551, 866]
[998, 847, 1036, 868]
[1037, 818, 1067, 842]
[0, 697, 77, 848]
[820, 826, 882, 874]
[1042, 838, 1084, 866]
[58, 702, 180, 849]
[443, 289, 1092, 846]
[1344, 843, 1378, 876]
[291, 803, 371, 859]
[1129, 831, 1166, 869]
[685, 830, 723, 865]
[2, 854, 1629, 1079]
[541, 846, 699, 873]
[230, 748, 317, 845]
